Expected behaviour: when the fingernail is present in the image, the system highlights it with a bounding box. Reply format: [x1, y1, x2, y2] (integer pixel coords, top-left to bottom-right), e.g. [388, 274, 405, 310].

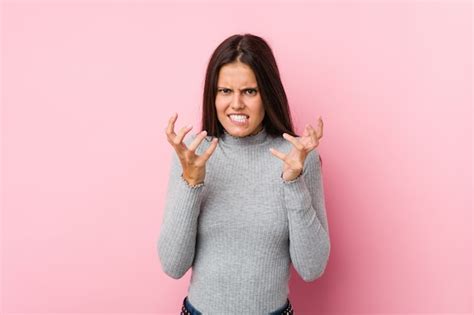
[187, 124, 193, 129]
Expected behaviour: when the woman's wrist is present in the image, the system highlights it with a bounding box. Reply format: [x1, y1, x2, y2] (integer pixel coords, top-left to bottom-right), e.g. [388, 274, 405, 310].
[281, 169, 303, 182]
[181, 173, 204, 188]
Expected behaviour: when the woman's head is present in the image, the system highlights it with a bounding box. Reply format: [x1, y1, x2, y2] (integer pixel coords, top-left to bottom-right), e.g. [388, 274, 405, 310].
[201, 33, 297, 138]
[215, 61, 265, 138]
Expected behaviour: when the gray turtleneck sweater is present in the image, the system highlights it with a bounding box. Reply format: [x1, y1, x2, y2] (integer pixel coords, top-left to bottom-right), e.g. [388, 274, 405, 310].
[157, 127, 330, 314]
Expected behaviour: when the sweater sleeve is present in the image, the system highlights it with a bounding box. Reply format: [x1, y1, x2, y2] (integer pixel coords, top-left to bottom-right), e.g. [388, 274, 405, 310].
[157, 138, 205, 279]
[282, 148, 331, 282]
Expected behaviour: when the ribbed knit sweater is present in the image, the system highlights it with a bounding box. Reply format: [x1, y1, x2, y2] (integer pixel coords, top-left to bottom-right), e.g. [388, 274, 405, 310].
[158, 126, 330, 314]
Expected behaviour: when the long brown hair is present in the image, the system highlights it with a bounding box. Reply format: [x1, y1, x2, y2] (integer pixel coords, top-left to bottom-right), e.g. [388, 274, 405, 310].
[201, 33, 297, 138]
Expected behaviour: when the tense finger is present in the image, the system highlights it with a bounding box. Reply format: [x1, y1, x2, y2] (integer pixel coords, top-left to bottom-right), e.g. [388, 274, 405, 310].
[303, 124, 310, 137]
[269, 147, 287, 162]
[188, 130, 208, 152]
[270, 147, 305, 171]
[173, 124, 193, 147]
[283, 133, 304, 151]
[317, 117, 323, 139]
[166, 112, 178, 137]
[199, 137, 219, 162]
[307, 124, 319, 142]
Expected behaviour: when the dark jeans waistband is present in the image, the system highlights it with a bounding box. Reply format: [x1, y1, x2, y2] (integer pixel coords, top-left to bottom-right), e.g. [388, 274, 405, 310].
[182, 296, 202, 315]
[181, 296, 293, 315]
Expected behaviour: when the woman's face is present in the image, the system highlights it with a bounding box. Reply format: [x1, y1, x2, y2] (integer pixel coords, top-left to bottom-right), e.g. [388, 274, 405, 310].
[215, 61, 265, 137]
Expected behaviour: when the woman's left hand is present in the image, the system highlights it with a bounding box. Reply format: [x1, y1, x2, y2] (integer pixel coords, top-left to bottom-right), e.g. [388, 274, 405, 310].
[270, 117, 324, 181]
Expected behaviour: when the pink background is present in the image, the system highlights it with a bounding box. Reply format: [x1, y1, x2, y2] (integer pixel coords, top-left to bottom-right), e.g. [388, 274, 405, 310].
[1, 0, 472, 314]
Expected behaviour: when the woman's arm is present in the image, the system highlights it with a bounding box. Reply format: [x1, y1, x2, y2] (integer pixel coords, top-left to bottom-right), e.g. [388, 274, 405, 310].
[282, 149, 331, 282]
[157, 136, 205, 279]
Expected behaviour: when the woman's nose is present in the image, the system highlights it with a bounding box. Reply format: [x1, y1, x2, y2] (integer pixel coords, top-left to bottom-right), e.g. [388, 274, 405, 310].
[230, 94, 245, 110]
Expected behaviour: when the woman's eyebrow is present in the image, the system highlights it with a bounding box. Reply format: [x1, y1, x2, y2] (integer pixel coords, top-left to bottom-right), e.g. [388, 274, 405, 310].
[217, 86, 258, 91]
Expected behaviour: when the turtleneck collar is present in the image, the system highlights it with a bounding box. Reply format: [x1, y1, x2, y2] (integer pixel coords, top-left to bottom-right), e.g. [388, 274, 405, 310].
[221, 126, 269, 146]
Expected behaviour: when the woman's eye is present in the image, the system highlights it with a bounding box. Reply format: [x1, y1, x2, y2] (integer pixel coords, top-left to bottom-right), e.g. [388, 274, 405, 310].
[218, 88, 256, 95]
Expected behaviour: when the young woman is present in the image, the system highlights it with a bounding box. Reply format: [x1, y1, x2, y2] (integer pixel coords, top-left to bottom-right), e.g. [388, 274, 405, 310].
[158, 33, 330, 315]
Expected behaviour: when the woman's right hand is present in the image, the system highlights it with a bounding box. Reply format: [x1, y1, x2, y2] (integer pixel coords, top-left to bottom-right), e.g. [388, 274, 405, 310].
[165, 112, 219, 186]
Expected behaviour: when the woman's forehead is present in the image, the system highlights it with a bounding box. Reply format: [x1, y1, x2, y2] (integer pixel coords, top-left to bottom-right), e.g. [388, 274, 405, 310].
[218, 64, 257, 85]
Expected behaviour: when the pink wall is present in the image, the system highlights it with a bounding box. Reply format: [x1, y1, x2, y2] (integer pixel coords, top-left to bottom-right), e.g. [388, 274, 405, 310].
[1, 0, 472, 314]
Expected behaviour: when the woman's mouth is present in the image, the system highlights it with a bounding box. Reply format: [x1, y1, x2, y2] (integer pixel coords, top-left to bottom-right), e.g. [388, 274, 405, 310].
[228, 114, 249, 127]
